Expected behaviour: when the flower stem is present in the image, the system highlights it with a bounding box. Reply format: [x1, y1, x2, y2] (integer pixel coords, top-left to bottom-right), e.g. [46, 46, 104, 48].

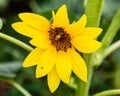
[0, 78, 32, 96]
[0, 18, 3, 29]
[86, 0, 104, 27]
[75, 0, 104, 96]
[75, 55, 93, 96]
[101, 7, 120, 53]
[103, 40, 120, 58]
[93, 7, 120, 66]
[93, 89, 120, 96]
[0, 32, 33, 52]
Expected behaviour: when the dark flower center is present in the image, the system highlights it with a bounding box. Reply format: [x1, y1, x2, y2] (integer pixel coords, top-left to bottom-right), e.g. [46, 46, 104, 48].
[48, 27, 72, 52]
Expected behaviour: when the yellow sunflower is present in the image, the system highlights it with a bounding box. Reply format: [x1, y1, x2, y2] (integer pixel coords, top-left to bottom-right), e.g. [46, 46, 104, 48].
[12, 5, 102, 92]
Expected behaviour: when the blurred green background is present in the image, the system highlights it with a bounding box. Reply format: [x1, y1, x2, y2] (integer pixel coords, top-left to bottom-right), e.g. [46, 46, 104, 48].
[0, 0, 120, 96]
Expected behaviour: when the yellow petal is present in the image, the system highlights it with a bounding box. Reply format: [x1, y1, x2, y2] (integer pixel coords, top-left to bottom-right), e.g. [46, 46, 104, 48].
[19, 13, 50, 32]
[29, 34, 51, 49]
[80, 27, 102, 39]
[52, 10, 56, 20]
[36, 47, 57, 78]
[12, 22, 40, 38]
[52, 5, 69, 28]
[72, 38, 102, 53]
[47, 67, 60, 93]
[56, 51, 72, 83]
[65, 15, 87, 37]
[68, 48, 87, 82]
[23, 48, 45, 67]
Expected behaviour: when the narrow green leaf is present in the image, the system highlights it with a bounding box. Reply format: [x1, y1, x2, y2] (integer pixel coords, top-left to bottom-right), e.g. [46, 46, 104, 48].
[0, 61, 22, 78]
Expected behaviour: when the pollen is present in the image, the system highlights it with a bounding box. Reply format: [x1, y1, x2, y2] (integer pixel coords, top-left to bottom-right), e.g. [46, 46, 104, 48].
[48, 27, 72, 52]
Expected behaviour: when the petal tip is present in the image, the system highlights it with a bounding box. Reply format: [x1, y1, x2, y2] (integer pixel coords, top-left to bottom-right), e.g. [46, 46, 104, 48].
[50, 89, 55, 93]
[60, 4, 67, 8]
[57, 4, 67, 13]
[11, 22, 22, 30]
[35, 75, 39, 78]
[95, 28, 103, 34]
[18, 13, 32, 20]
[11, 23, 15, 29]
[99, 28, 103, 33]
[22, 63, 28, 67]
[18, 13, 25, 19]
[61, 75, 70, 84]
[98, 42, 102, 48]
[83, 78, 88, 83]
[52, 10, 55, 20]
[82, 14, 87, 22]
[18, 13, 27, 17]
[49, 85, 58, 93]
[22, 61, 36, 67]
[35, 72, 40, 78]
[11, 23, 18, 29]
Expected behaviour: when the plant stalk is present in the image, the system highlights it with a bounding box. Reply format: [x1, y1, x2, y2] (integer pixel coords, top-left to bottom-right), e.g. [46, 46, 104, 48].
[75, 0, 104, 96]
[94, 89, 120, 96]
[0, 32, 33, 52]
[0, 78, 32, 96]
[103, 40, 120, 58]
[93, 7, 120, 66]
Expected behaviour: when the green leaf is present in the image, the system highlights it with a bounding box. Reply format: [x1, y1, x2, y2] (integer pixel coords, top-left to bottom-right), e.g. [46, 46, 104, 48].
[0, 61, 22, 78]
[0, 18, 3, 30]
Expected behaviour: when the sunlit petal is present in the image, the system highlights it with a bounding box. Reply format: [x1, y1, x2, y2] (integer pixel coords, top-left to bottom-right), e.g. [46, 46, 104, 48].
[72, 38, 102, 53]
[52, 5, 69, 28]
[12, 22, 40, 38]
[30, 34, 51, 49]
[19, 13, 50, 32]
[65, 15, 87, 37]
[56, 51, 72, 83]
[36, 47, 57, 78]
[52, 10, 56, 20]
[23, 48, 45, 67]
[68, 48, 87, 82]
[47, 67, 60, 93]
[79, 27, 102, 39]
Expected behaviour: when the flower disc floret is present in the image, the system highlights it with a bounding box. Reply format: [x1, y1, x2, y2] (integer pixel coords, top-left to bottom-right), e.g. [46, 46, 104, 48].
[48, 27, 72, 52]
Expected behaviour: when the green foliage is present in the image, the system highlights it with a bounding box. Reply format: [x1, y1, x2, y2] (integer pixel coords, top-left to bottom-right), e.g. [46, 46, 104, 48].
[0, 0, 120, 96]
[0, 61, 22, 78]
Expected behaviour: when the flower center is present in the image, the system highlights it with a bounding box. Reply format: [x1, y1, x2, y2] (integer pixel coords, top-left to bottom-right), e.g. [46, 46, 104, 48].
[48, 27, 72, 52]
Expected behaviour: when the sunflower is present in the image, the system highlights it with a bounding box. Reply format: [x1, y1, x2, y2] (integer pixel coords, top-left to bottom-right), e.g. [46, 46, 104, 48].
[12, 5, 102, 92]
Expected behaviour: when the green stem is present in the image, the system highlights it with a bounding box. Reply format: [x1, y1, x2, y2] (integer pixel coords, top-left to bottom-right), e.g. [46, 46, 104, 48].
[101, 8, 120, 52]
[0, 32, 33, 52]
[103, 40, 120, 58]
[75, 0, 104, 96]
[0, 18, 3, 29]
[75, 55, 93, 96]
[86, 0, 104, 27]
[93, 7, 120, 66]
[0, 78, 32, 96]
[94, 89, 120, 96]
